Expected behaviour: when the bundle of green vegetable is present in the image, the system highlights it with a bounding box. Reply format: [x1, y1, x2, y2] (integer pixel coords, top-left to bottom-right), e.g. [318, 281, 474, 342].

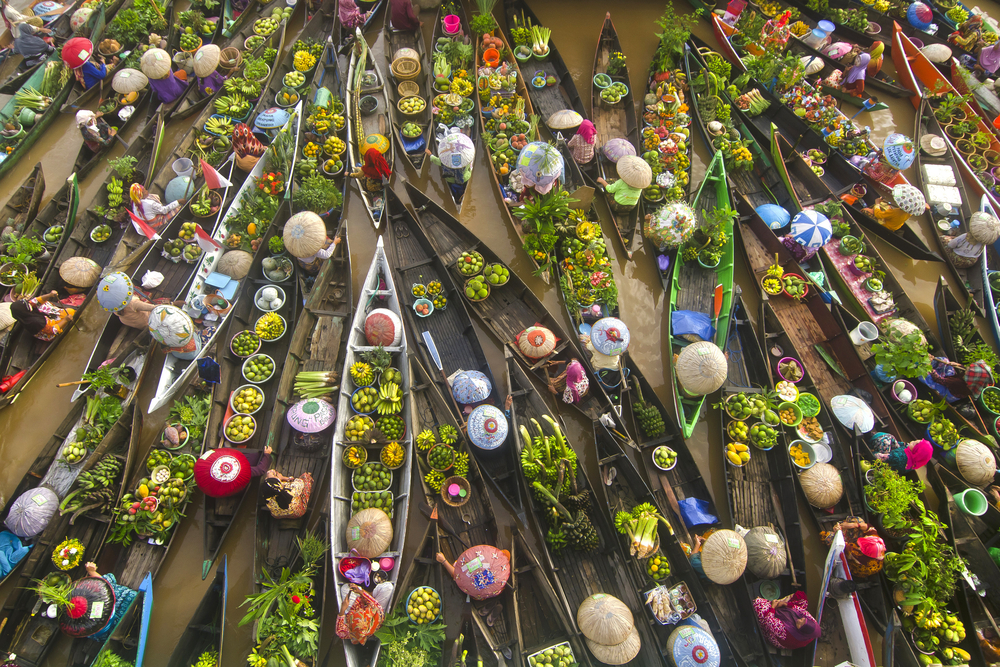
[293, 370, 338, 398]
[614, 502, 669, 558]
[14, 87, 52, 112]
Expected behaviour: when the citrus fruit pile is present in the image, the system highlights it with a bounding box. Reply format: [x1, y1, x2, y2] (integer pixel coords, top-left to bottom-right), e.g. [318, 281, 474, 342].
[231, 330, 259, 356]
[726, 442, 750, 466]
[243, 354, 274, 382]
[226, 415, 255, 442]
[653, 446, 676, 469]
[232, 386, 264, 413]
[483, 263, 509, 285]
[458, 251, 483, 275]
[465, 276, 489, 301]
[353, 462, 392, 491]
[407, 587, 440, 624]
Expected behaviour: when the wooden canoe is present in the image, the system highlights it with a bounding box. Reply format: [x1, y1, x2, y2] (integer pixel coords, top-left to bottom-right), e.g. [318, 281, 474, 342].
[331, 235, 412, 667]
[667, 151, 734, 438]
[165, 556, 227, 667]
[0, 162, 45, 235]
[0, 0, 88, 92]
[382, 5, 432, 170]
[590, 12, 641, 259]
[69, 572, 153, 667]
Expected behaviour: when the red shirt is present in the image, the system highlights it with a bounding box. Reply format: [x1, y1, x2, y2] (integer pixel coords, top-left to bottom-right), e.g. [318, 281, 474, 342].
[390, 0, 420, 31]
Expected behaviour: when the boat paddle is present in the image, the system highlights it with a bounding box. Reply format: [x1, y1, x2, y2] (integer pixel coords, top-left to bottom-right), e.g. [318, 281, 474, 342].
[418, 501, 469, 550]
[421, 331, 466, 427]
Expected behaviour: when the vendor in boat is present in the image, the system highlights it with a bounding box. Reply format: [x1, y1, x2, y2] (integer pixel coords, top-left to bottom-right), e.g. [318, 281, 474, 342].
[74, 50, 117, 91]
[567, 120, 597, 165]
[389, 0, 421, 31]
[425, 130, 475, 199]
[928, 357, 994, 401]
[296, 236, 341, 275]
[840, 46, 870, 96]
[338, 0, 371, 30]
[860, 183, 928, 232]
[753, 592, 821, 650]
[194, 445, 272, 498]
[976, 40, 1000, 76]
[193, 44, 226, 97]
[866, 41, 885, 78]
[75, 110, 116, 152]
[10, 291, 75, 342]
[950, 14, 985, 53]
[11, 17, 54, 68]
[72, 562, 137, 641]
[130, 183, 184, 230]
[141, 48, 187, 106]
[820, 517, 886, 577]
[261, 470, 313, 519]
[868, 432, 933, 473]
[596, 155, 651, 213]
[350, 142, 392, 193]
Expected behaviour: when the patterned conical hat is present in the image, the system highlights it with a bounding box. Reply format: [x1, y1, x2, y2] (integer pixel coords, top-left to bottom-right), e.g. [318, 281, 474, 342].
[891, 183, 926, 216]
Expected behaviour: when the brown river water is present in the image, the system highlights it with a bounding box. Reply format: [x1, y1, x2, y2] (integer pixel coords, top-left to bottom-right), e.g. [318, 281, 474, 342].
[0, 0, 997, 664]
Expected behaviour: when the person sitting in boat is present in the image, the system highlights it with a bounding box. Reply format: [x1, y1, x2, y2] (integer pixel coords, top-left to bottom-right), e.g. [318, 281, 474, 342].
[338, 0, 370, 29]
[261, 470, 313, 519]
[861, 184, 928, 232]
[296, 235, 341, 275]
[10, 291, 75, 342]
[389, 0, 421, 31]
[927, 357, 994, 401]
[868, 432, 933, 473]
[753, 592, 821, 650]
[951, 14, 985, 52]
[130, 183, 184, 230]
[866, 41, 885, 78]
[81, 562, 137, 641]
[194, 445, 272, 497]
[11, 17, 54, 68]
[74, 49, 117, 90]
[350, 144, 392, 193]
[596, 175, 639, 212]
[567, 120, 597, 165]
[820, 517, 886, 577]
[840, 46, 870, 96]
[75, 110, 116, 152]
[425, 130, 475, 199]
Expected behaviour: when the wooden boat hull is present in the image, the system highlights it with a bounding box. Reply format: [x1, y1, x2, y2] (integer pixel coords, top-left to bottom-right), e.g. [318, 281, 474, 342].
[382, 10, 432, 170]
[70, 573, 153, 667]
[166, 556, 227, 667]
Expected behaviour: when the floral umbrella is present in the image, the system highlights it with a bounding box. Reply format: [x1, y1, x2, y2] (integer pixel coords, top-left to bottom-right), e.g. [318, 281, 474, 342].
[450, 544, 510, 600]
[830, 395, 875, 433]
[468, 404, 508, 451]
[516, 142, 564, 194]
[97, 272, 134, 312]
[591, 317, 630, 356]
[790, 210, 832, 248]
[647, 201, 697, 249]
[287, 398, 336, 433]
[148, 305, 195, 347]
[451, 370, 492, 405]
[883, 133, 916, 170]
[891, 183, 926, 216]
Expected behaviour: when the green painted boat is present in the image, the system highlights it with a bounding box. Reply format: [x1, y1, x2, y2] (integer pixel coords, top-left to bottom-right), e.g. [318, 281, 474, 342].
[667, 150, 734, 438]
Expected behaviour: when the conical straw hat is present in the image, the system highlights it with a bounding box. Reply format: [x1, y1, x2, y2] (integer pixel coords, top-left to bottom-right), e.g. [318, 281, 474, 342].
[701, 529, 747, 584]
[141, 48, 171, 79]
[585, 626, 641, 665]
[675, 341, 727, 396]
[282, 211, 326, 258]
[193, 44, 221, 78]
[547, 109, 583, 130]
[616, 155, 651, 189]
[112, 68, 147, 94]
[59, 257, 101, 287]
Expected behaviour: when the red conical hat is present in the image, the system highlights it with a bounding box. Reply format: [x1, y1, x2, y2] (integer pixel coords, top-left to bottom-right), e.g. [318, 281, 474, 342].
[194, 448, 251, 497]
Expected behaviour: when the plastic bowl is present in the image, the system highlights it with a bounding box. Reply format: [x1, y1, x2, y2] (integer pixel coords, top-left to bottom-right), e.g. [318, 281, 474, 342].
[230, 383, 265, 414]
[242, 353, 275, 384]
[254, 284, 286, 312]
[406, 586, 441, 624]
[230, 330, 261, 358]
[42, 225, 64, 247]
[652, 445, 677, 471]
[788, 439, 817, 470]
[776, 356, 804, 383]
[594, 72, 612, 89]
[726, 444, 750, 467]
[777, 401, 804, 427]
[224, 413, 256, 443]
[254, 313, 287, 342]
[413, 298, 434, 317]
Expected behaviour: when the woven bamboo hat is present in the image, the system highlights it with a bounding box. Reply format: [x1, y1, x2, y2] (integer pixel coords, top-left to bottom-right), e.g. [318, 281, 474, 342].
[547, 109, 583, 130]
[585, 626, 641, 665]
[701, 529, 748, 584]
[193, 44, 221, 78]
[59, 257, 101, 287]
[283, 211, 326, 258]
[112, 68, 148, 95]
[616, 155, 652, 189]
[675, 341, 727, 396]
[141, 48, 171, 79]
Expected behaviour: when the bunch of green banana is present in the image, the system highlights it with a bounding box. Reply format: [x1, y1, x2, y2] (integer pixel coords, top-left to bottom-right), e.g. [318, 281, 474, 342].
[375, 381, 402, 415]
[107, 177, 123, 208]
[949, 306, 976, 341]
[59, 455, 123, 521]
[214, 93, 249, 117]
[204, 116, 234, 135]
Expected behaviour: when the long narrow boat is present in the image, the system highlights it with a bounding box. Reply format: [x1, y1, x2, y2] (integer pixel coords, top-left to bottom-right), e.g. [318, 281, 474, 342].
[409, 353, 520, 663]
[0, 163, 44, 235]
[200, 204, 301, 579]
[891, 23, 1000, 211]
[166, 556, 227, 667]
[70, 573, 153, 667]
[590, 12, 640, 259]
[474, 24, 544, 282]
[346, 29, 394, 229]
[251, 224, 348, 592]
[426, 1, 476, 212]
[0, 117, 161, 411]
[667, 151, 733, 438]
[719, 291, 811, 667]
[382, 6, 431, 170]
[504, 350, 670, 667]
[404, 182, 616, 441]
[331, 235, 412, 667]
[0, 47, 74, 182]
[929, 461, 1000, 667]
[500, 0, 586, 134]
[932, 458, 1000, 546]
[977, 196, 1000, 352]
[0, 0, 88, 91]
[147, 107, 301, 414]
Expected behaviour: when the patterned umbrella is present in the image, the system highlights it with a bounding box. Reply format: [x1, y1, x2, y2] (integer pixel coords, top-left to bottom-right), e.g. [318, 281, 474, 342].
[438, 132, 476, 169]
[647, 201, 697, 248]
[451, 370, 492, 405]
[830, 395, 875, 433]
[591, 317, 630, 356]
[468, 405, 508, 451]
[907, 1, 933, 29]
[516, 325, 558, 359]
[517, 142, 564, 193]
[883, 133, 916, 170]
[892, 183, 926, 216]
[363, 134, 390, 155]
[790, 210, 832, 248]
[194, 448, 252, 497]
[148, 305, 195, 347]
[97, 272, 134, 312]
[450, 545, 510, 600]
[756, 204, 790, 230]
[59, 576, 115, 637]
[602, 138, 636, 163]
[287, 398, 336, 433]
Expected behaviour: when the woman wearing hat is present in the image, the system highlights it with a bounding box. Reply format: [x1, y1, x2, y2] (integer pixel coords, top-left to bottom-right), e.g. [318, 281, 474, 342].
[338, 0, 371, 29]
[840, 45, 870, 95]
[75, 109, 117, 152]
[596, 155, 651, 213]
[10, 290, 75, 342]
[861, 183, 927, 231]
[130, 183, 184, 230]
[11, 17, 53, 68]
[567, 120, 596, 165]
[142, 48, 187, 105]
[350, 144, 393, 193]
[928, 357, 994, 401]
[425, 130, 474, 199]
[868, 432, 933, 474]
[820, 517, 886, 577]
[193, 44, 225, 97]
[194, 446, 272, 498]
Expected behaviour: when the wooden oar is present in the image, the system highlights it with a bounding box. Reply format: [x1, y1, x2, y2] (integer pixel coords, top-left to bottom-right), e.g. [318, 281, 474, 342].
[421, 331, 465, 427]
[712, 283, 724, 335]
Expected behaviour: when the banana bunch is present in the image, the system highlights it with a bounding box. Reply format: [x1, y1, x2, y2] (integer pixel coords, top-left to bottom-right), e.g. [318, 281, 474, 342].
[375, 381, 402, 415]
[58, 455, 123, 521]
[205, 116, 234, 135]
[949, 306, 976, 341]
[214, 93, 249, 117]
[107, 177, 122, 208]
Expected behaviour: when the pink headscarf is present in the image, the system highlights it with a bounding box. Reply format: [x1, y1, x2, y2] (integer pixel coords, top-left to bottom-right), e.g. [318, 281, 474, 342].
[562, 359, 589, 404]
[905, 439, 933, 470]
[339, 0, 365, 28]
[575, 120, 597, 145]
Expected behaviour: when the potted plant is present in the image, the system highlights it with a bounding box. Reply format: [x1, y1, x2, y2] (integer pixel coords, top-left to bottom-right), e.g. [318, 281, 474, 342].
[871, 329, 932, 379]
[969, 154, 988, 172]
[0, 234, 44, 284]
[956, 138, 977, 157]
[933, 92, 970, 123]
[850, 254, 875, 276]
[698, 248, 721, 269]
[945, 123, 965, 140]
[985, 149, 1000, 168]
[839, 234, 865, 256]
[865, 269, 885, 292]
[972, 130, 993, 152]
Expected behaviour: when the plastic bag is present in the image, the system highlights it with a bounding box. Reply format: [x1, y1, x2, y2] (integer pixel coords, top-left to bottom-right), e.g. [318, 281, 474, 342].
[142, 271, 164, 289]
[671, 310, 715, 343]
[677, 497, 718, 529]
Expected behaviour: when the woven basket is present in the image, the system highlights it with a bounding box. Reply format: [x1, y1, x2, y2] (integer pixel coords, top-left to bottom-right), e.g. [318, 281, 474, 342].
[219, 47, 242, 73]
[397, 80, 419, 97]
[391, 56, 421, 81]
[235, 152, 261, 171]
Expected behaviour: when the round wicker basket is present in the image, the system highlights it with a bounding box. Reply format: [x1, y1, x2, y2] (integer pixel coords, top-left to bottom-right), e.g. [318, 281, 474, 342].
[397, 80, 419, 98]
[391, 56, 421, 81]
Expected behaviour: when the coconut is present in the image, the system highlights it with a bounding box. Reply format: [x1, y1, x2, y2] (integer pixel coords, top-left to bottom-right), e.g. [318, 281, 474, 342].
[576, 594, 634, 646]
[700, 530, 747, 585]
[271, 297, 283, 309]
[261, 286, 278, 302]
[216, 250, 252, 279]
[956, 440, 997, 487]
[345, 507, 393, 558]
[799, 462, 843, 508]
[743, 526, 786, 579]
